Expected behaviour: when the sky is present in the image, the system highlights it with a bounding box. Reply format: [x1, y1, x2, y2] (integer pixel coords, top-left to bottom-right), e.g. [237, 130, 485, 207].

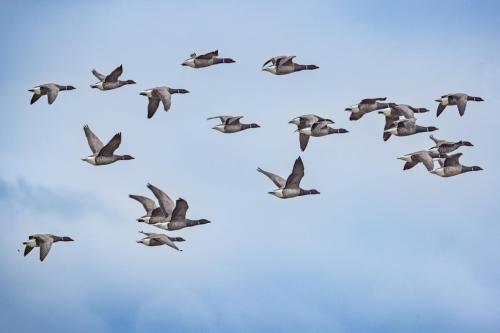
[1, 0, 499, 332]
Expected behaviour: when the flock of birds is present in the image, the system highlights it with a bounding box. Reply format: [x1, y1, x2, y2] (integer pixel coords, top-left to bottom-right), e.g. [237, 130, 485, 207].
[23, 50, 484, 260]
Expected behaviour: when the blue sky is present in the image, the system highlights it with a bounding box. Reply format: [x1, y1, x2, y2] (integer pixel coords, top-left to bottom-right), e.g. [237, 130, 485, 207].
[1, 0, 499, 332]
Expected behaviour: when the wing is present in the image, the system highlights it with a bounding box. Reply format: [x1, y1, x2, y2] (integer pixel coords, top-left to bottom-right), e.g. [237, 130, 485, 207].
[436, 103, 447, 117]
[444, 153, 462, 167]
[30, 93, 42, 104]
[147, 183, 175, 217]
[91, 69, 106, 81]
[415, 152, 434, 171]
[457, 95, 468, 116]
[47, 87, 59, 104]
[403, 161, 418, 170]
[24, 245, 34, 256]
[207, 115, 234, 123]
[104, 65, 123, 82]
[262, 56, 286, 67]
[170, 198, 189, 222]
[39, 239, 53, 261]
[129, 195, 157, 215]
[83, 125, 104, 154]
[285, 157, 305, 189]
[147, 97, 161, 118]
[312, 120, 329, 131]
[392, 104, 414, 119]
[195, 50, 218, 59]
[151, 207, 164, 217]
[257, 168, 286, 188]
[226, 116, 244, 125]
[361, 97, 386, 104]
[277, 56, 295, 67]
[299, 133, 310, 151]
[154, 88, 172, 112]
[97, 132, 122, 157]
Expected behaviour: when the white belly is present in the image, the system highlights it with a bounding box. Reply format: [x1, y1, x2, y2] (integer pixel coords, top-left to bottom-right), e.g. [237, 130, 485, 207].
[153, 223, 169, 230]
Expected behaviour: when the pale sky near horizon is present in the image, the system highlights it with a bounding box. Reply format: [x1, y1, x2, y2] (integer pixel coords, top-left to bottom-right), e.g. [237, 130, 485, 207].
[1, 1, 500, 332]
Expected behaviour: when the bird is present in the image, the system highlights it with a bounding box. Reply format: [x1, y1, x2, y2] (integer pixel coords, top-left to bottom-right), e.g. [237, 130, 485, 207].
[430, 153, 483, 177]
[435, 93, 484, 117]
[23, 234, 73, 261]
[378, 103, 429, 141]
[208, 116, 260, 133]
[397, 150, 447, 171]
[289, 115, 335, 151]
[428, 135, 474, 154]
[262, 56, 319, 75]
[134, 183, 176, 224]
[136, 231, 185, 251]
[296, 121, 348, 151]
[384, 118, 438, 138]
[257, 157, 320, 199]
[181, 49, 235, 68]
[152, 198, 211, 231]
[346, 97, 390, 121]
[90, 65, 136, 91]
[28, 84, 75, 105]
[139, 87, 189, 119]
[82, 125, 134, 165]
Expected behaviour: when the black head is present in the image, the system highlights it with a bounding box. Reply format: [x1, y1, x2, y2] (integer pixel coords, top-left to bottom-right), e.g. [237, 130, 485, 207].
[308, 189, 320, 195]
[338, 128, 348, 133]
[417, 108, 430, 113]
[308, 65, 319, 70]
[225, 59, 236, 63]
[472, 166, 483, 171]
[177, 89, 189, 94]
[427, 126, 439, 132]
[67, 86, 76, 90]
[476, 97, 484, 101]
[126, 80, 136, 85]
[461, 141, 474, 147]
[62, 236, 74, 242]
[122, 155, 134, 160]
[199, 219, 211, 224]
[250, 123, 260, 128]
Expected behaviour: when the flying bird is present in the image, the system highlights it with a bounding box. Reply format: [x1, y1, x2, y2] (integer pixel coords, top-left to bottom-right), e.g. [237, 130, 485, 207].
[262, 56, 318, 75]
[384, 118, 438, 138]
[23, 234, 73, 262]
[428, 135, 473, 154]
[435, 93, 483, 117]
[378, 103, 429, 141]
[152, 198, 211, 231]
[431, 153, 483, 177]
[346, 97, 390, 121]
[139, 87, 189, 119]
[136, 231, 185, 251]
[289, 115, 335, 151]
[90, 65, 136, 91]
[181, 49, 235, 68]
[257, 157, 320, 199]
[397, 150, 447, 171]
[208, 116, 260, 133]
[296, 121, 348, 151]
[82, 125, 134, 165]
[28, 83, 75, 105]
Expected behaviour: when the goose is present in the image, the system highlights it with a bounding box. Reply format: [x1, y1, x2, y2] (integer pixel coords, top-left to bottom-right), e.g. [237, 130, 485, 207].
[384, 118, 438, 138]
[397, 150, 447, 171]
[428, 135, 473, 154]
[346, 97, 390, 121]
[297, 121, 348, 151]
[378, 103, 429, 141]
[139, 87, 189, 119]
[136, 231, 185, 251]
[262, 56, 319, 75]
[152, 198, 211, 231]
[289, 115, 335, 151]
[430, 153, 483, 177]
[82, 125, 134, 165]
[257, 157, 319, 199]
[208, 116, 260, 133]
[23, 234, 73, 261]
[90, 65, 136, 91]
[435, 93, 484, 117]
[129, 194, 166, 223]
[29, 84, 75, 105]
[182, 49, 235, 68]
